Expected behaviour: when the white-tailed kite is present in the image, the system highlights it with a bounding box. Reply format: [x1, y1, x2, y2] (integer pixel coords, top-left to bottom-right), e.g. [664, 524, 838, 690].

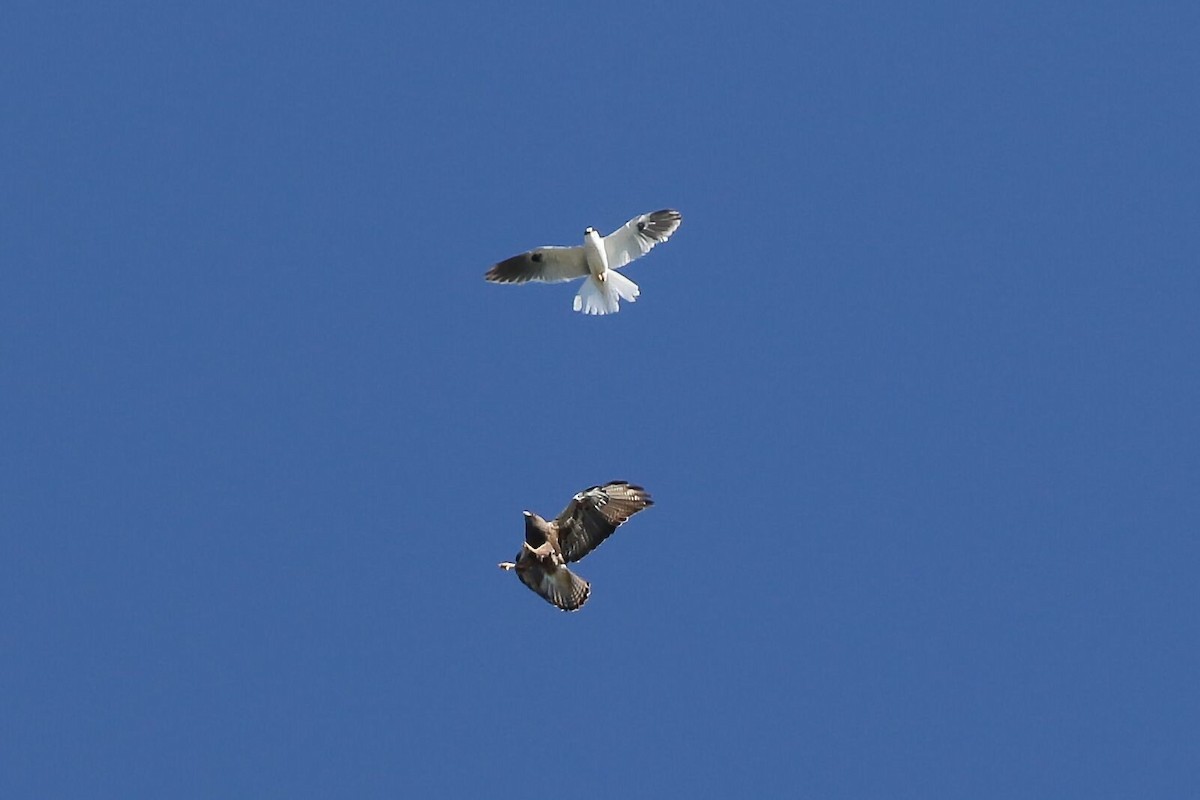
[498, 481, 654, 611]
[485, 209, 682, 315]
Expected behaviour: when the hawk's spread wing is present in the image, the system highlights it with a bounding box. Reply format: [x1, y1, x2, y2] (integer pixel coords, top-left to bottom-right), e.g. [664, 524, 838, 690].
[553, 481, 654, 563]
[515, 557, 591, 612]
[602, 209, 682, 270]
[485, 245, 588, 284]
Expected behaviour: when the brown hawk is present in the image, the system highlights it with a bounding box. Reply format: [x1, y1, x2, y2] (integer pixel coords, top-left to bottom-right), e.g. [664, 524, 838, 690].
[498, 481, 654, 611]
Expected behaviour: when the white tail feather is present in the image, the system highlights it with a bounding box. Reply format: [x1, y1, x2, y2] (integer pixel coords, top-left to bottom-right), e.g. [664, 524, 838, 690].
[573, 272, 639, 315]
[607, 270, 640, 303]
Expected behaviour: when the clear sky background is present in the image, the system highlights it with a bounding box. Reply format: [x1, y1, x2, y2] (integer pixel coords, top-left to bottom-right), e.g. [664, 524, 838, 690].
[3, 2, 1198, 797]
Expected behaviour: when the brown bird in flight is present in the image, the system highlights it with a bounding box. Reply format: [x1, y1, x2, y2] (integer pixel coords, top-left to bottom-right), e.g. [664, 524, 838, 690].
[498, 481, 654, 611]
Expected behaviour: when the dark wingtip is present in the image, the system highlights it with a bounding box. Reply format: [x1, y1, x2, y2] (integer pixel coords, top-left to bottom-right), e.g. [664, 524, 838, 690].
[635, 211, 682, 243]
[484, 253, 532, 284]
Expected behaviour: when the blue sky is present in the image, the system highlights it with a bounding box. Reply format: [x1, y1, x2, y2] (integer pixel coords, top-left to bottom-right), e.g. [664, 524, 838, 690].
[3, 1, 1198, 797]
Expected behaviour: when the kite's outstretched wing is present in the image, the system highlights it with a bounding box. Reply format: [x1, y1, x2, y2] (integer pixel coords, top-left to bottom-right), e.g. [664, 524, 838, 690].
[485, 245, 588, 284]
[602, 209, 683, 270]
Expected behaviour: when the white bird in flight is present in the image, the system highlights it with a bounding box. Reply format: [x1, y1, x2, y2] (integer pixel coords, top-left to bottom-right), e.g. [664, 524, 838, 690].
[484, 209, 682, 315]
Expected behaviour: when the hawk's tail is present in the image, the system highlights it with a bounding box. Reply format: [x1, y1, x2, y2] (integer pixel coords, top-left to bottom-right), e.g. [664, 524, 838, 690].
[538, 565, 591, 611]
[573, 271, 639, 315]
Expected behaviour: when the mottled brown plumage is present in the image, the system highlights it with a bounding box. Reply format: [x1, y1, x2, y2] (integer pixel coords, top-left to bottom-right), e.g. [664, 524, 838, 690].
[498, 481, 654, 611]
